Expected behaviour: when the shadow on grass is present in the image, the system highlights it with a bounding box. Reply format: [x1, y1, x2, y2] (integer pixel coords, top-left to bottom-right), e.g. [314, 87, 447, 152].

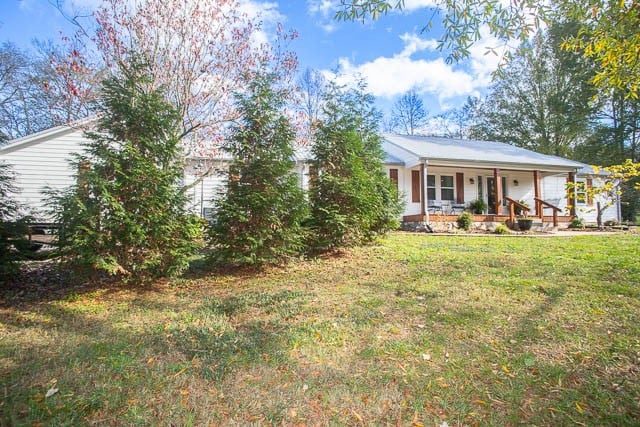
[0, 288, 305, 425]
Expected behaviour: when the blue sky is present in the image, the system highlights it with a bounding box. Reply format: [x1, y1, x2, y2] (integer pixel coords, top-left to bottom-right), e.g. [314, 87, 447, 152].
[0, 0, 501, 118]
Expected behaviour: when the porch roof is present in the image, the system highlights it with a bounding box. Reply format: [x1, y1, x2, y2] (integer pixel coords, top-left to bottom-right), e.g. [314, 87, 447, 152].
[382, 134, 584, 172]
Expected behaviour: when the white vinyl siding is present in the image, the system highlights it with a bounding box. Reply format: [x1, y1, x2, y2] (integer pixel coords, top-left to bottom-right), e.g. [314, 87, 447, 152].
[0, 129, 87, 220]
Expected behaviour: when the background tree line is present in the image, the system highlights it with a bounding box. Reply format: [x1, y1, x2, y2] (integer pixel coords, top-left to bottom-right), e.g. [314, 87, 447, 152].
[384, 20, 639, 221]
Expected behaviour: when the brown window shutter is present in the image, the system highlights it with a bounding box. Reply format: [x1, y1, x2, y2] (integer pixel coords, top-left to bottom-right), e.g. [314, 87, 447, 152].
[456, 172, 464, 203]
[389, 168, 398, 190]
[586, 178, 593, 205]
[411, 170, 420, 202]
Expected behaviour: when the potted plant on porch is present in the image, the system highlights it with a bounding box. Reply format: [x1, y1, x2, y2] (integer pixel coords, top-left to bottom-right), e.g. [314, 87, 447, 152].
[467, 199, 487, 214]
[516, 200, 533, 231]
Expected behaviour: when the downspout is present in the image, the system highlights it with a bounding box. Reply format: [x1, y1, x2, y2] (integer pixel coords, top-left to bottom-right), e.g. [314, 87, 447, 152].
[423, 160, 429, 224]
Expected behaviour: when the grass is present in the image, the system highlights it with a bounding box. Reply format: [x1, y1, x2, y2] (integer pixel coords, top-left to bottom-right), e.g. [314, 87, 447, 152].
[1, 232, 639, 425]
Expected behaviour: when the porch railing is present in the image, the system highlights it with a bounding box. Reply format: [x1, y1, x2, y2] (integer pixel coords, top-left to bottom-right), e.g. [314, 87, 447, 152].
[534, 198, 563, 227]
[504, 197, 531, 224]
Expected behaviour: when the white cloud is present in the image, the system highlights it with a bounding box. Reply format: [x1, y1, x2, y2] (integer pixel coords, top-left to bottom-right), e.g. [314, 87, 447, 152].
[307, 0, 339, 18]
[321, 23, 337, 33]
[466, 25, 516, 87]
[403, 0, 439, 11]
[239, 0, 284, 25]
[238, 0, 286, 46]
[323, 33, 487, 105]
[329, 55, 476, 101]
[398, 33, 438, 57]
[307, 0, 341, 33]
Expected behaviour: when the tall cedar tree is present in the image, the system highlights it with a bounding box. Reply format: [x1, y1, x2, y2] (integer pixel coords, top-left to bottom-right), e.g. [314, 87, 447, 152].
[0, 162, 30, 280]
[52, 58, 202, 282]
[208, 74, 308, 266]
[309, 81, 401, 251]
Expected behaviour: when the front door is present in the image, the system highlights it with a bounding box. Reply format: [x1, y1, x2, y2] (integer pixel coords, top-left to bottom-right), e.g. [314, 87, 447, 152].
[486, 176, 507, 215]
[486, 177, 497, 214]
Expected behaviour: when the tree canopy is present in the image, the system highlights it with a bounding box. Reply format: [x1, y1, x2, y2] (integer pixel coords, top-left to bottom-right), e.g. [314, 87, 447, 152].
[337, 0, 640, 98]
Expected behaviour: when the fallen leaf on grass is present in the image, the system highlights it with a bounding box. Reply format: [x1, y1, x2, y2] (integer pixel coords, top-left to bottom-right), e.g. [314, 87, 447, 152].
[173, 367, 187, 377]
[45, 387, 58, 398]
[575, 402, 584, 414]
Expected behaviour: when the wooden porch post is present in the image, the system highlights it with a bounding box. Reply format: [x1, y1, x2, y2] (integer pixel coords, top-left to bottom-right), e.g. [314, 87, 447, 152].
[494, 168, 502, 215]
[567, 172, 576, 217]
[533, 170, 541, 217]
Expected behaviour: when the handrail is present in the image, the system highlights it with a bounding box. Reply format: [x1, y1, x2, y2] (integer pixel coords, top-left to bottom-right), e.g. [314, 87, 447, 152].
[504, 196, 531, 224]
[534, 198, 562, 212]
[534, 197, 562, 227]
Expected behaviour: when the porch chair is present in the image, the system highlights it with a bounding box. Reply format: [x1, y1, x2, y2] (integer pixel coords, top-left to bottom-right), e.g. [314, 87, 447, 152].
[427, 200, 443, 214]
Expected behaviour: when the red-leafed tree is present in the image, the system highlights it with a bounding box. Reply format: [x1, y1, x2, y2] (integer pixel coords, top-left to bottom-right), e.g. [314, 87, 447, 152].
[52, 0, 298, 155]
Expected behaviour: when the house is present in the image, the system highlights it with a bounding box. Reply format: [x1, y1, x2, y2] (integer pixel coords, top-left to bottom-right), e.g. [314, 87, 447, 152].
[0, 125, 620, 228]
[0, 124, 308, 222]
[383, 134, 620, 230]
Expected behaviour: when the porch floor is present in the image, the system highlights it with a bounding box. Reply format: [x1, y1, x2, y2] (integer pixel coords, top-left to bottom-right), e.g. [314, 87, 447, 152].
[403, 214, 573, 224]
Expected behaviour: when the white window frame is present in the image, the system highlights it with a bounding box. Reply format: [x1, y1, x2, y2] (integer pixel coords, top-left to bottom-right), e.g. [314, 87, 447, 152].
[575, 178, 587, 205]
[440, 175, 455, 201]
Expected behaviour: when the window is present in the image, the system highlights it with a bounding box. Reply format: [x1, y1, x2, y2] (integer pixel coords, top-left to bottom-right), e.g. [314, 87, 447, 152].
[427, 174, 436, 201]
[411, 170, 421, 202]
[575, 179, 587, 205]
[440, 175, 454, 201]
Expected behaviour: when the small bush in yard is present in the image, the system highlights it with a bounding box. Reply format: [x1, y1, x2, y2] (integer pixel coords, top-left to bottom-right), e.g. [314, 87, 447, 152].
[456, 211, 473, 231]
[569, 217, 585, 229]
[494, 224, 510, 234]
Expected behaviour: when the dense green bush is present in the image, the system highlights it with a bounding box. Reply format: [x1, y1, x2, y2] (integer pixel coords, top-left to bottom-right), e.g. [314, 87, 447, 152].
[51, 58, 202, 282]
[308, 81, 401, 251]
[569, 217, 585, 229]
[208, 74, 308, 266]
[456, 211, 473, 231]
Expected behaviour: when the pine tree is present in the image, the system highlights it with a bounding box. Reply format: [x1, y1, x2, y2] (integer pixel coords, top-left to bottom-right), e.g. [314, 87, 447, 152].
[52, 57, 202, 282]
[208, 74, 308, 266]
[0, 162, 29, 280]
[309, 81, 401, 251]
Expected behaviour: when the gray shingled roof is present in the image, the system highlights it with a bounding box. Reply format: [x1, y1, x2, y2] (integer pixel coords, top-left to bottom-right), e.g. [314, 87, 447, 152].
[383, 134, 584, 171]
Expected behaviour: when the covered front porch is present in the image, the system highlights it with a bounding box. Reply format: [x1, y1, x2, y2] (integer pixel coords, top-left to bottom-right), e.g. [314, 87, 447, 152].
[398, 165, 577, 230]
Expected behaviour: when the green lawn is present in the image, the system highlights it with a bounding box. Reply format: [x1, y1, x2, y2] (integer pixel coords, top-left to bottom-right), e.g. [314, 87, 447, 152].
[1, 233, 639, 425]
